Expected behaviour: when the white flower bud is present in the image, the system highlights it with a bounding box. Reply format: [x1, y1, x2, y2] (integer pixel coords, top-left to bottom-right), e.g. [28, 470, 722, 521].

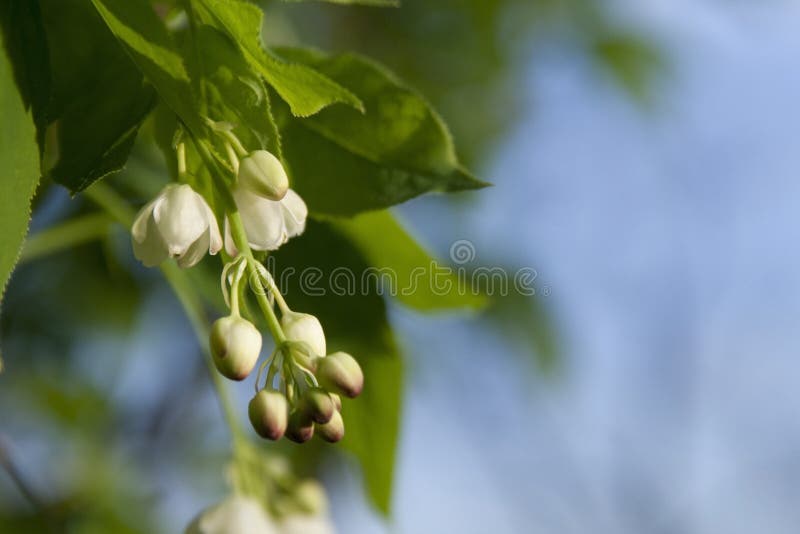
[210, 316, 262, 381]
[224, 187, 307, 254]
[238, 150, 289, 201]
[285, 410, 315, 444]
[281, 311, 326, 358]
[315, 410, 344, 443]
[249, 390, 289, 440]
[185, 495, 280, 534]
[131, 184, 222, 268]
[299, 388, 335, 424]
[317, 352, 363, 398]
[293, 480, 329, 515]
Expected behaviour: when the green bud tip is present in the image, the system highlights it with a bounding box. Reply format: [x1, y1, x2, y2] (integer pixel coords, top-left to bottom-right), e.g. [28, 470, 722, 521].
[317, 352, 364, 398]
[210, 316, 262, 381]
[237, 150, 289, 201]
[248, 390, 289, 440]
[316, 410, 345, 443]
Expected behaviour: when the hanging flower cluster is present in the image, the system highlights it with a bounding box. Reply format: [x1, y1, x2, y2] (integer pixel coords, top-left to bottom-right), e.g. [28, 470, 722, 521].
[130, 121, 363, 447]
[215, 256, 363, 444]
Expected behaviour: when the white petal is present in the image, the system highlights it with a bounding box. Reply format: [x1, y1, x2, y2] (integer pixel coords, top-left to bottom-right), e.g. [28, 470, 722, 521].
[131, 199, 157, 244]
[176, 229, 210, 268]
[132, 213, 169, 267]
[279, 189, 308, 239]
[223, 218, 239, 257]
[185, 496, 280, 534]
[154, 184, 207, 256]
[199, 196, 223, 255]
[234, 186, 285, 251]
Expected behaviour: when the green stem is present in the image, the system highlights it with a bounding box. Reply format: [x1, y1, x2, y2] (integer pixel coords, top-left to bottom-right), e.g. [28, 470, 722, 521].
[191, 137, 287, 346]
[19, 213, 113, 264]
[228, 211, 287, 345]
[83, 182, 246, 446]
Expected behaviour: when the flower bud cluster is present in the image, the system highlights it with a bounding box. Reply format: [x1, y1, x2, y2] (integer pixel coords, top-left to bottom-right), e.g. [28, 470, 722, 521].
[248, 311, 363, 444]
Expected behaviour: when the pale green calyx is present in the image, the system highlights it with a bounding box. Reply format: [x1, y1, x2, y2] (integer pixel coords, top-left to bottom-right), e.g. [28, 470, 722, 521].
[131, 183, 222, 268]
[210, 315, 262, 381]
[238, 150, 289, 201]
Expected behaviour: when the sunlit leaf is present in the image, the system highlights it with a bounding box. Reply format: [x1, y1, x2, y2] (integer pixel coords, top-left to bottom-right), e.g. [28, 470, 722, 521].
[193, 0, 363, 117]
[272, 47, 488, 215]
[332, 210, 486, 311]
[0, 31, 40, 369]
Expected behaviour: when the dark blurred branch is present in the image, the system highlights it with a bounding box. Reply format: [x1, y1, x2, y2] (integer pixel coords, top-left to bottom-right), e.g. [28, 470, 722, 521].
[0, 434, 44, 510]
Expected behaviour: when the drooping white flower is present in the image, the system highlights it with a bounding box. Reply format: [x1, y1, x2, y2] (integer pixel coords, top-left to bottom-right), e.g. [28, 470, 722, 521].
[185, 495, 280, 534]
[225, 187, 307, 254]
[132, 184, 222, 268]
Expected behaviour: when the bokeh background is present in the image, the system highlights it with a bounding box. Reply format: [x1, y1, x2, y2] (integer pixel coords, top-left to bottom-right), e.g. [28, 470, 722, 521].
[3, 0, 800, 532]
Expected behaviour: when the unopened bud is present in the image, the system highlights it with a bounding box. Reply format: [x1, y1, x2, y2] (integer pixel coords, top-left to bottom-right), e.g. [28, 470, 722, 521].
[238, 150, 289, 201]
[317, 352, 363, 398]
[299, 388, 335, 424]
[285, 410, 314, 444]
[316, 410, 345, 443]
[248, 390, 289, 440]
[294, 480, 329, 515]
[281, 311, 326, 358]
[330, 393, 342, 412]
[210, 316, 262, 380]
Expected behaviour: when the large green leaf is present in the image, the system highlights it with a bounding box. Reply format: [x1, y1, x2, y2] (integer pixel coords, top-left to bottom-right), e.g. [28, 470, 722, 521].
[0, 39, 41, 367]
[192, 0, 363, 117]
[90, 0, 200, 131]
[272, 221, 401, 515]
[332, 210, 486, 311]
[40, 0, 156, 192]
[272, 47, 488, 215]
[2, 0, 156, 193]
[0, 0, 50, 146]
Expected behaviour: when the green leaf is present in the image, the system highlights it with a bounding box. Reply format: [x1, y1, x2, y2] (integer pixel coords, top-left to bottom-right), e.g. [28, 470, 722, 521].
[592, 32, 664, 103]
[272, 221, 401, 515]
[2, 0, 157, 193]
[41, 0, 157, 192]
[0, 39, 41, 366]
[90, 0, 200, 131]
[0, 0, 50, 146]
[187, 23, 281, 157]
[332, 210, 486, 311]
[192, 0, 363, 117]
[486, 290, 560, 374]
[271, 47, 488, 215]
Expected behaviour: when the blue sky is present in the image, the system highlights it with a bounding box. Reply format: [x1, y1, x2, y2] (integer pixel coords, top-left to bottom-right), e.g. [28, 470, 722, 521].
[331, 1, 800, 532]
